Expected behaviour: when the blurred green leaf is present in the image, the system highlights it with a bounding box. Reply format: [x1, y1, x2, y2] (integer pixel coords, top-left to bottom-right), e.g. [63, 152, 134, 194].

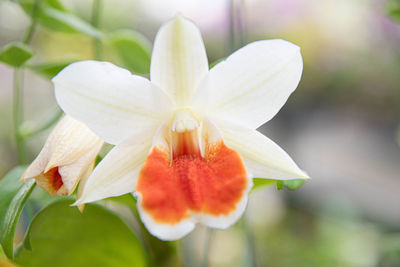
[106, 193, 136, 206]
[252, 178, 307, 191]
[15, 200, 148, 267]
[0, 43, 33, 67]
[0, 245, 15, 267]
[21, 190, 72, 252]
[43, 0, 65, 10]
[0, 166, 26, 225]
[106, 194, 180, 266]
[28, 60, 75, 78]
[38, 7, 103, 38]
[277, 179, 307, 190]
[387, 0, 400, 23]
[107, 30, 151, 75]
[380, 233, 400, 266]
[13, 0, 102, 38]
[0, 178, 35, 259]
[12, 0, 66, 13]
[0, 166, 68, 258]
[252, 178, 276, 191]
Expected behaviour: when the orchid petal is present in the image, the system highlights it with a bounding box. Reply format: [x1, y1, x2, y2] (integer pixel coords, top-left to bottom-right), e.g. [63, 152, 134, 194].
[193, 39, 302, 129]
[75, 134, 153, 205]
[217, 120, 309, 180]
[136, 196, 195, 241]
[22, 116, 103, 196]
[53, 60, 173, 145]
[197, 192, 249, 229]
[151, 15, 208, 106]
[22, 116, 102, 180]
[135, 124, 196, 240]
[58, 142, 101, 194]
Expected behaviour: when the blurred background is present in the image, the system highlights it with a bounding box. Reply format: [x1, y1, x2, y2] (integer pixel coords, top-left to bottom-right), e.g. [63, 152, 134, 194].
[1, 0, 400, 266]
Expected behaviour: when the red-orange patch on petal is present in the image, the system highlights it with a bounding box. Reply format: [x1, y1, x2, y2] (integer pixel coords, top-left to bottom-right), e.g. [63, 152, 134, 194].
[46, 167, 63, 191]
[35, 167, 65, 196]
[136, 142, 248, 225]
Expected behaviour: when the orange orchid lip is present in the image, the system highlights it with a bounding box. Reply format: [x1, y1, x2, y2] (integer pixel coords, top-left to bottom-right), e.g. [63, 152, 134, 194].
[137, 122, 248, 225]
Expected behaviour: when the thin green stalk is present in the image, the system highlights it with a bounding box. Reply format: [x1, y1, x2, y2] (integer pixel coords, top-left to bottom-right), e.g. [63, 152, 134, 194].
[228, 0, 235, 54]
[236, 0, 245, 48]
[91, 0, 103, 60]
[242, 216, 257, 267]
[13, 0, 39, 164]
[22, 0, 39, 44]
[228, 0, 245, 54]
[201, 229, 214, 267]
[13, 69, 26, 164]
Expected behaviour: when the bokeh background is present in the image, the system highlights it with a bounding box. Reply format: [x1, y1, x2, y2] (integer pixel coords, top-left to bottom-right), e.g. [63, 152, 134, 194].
[1, 0, 400, 266]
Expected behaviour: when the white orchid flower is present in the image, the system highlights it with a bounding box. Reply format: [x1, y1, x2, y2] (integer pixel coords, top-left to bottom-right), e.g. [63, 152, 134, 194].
[22, 116, 103, 197]
[52, 15, 309, 240]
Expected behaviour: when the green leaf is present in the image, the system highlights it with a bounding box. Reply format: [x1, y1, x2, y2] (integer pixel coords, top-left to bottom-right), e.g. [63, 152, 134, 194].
[107, 30, 151, 75]
[43, 0, 65, 10]
[251, 178, 276, 192]
[0, 166, 26, 225]
[0, 43, 34, 67]
[251, 178, 307, 191]
[28, 60, 76, 78]
[13, 0, 102, 38]
[276, 179, 307, 190]
[106, 193, 136, 206]
[38, 7, 103, 38]
[387, 0, 400, 23]
[15, 200, 148, 267]
[0, 166, 67, 258]
[106, 194, 179, 266]
[0, 179, 35, 259]
[12, 0, 66, 13]
[0, 245, 15, 266]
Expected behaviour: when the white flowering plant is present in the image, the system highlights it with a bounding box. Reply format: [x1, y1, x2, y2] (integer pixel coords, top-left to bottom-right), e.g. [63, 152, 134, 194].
[0, 1, 308, 266]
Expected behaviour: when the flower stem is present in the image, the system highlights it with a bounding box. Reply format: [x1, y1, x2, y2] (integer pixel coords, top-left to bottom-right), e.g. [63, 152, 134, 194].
[201, 228, 214, 267]
[228, 0, 245, 54]
[13, 0, 39, 164]
[91, 0, 103, 60]
[13, 69, 26, 164]
[22, 0, 39, 45]
[228, 0, 235, 54]
[242, 215, 257, 267]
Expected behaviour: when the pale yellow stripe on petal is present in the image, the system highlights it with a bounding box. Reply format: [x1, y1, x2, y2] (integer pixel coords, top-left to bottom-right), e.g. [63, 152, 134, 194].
[151, 15, 208, 107]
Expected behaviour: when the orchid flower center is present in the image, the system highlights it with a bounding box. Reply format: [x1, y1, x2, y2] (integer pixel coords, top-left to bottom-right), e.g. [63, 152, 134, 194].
[170, 109, 201, 159]
[136, 109, 249, 225]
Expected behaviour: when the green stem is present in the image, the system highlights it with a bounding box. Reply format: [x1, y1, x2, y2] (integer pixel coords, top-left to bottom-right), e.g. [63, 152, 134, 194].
[13, 0, 39, 164]
[228, 0, 235, 54]
[91, 0, 103, 60]
[201, 228, 214, 267]
[228, 0, 245, 54]
[13, 69, 26, 164]
[242, 216, 256, 267]
[22, 0, 39, 45]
